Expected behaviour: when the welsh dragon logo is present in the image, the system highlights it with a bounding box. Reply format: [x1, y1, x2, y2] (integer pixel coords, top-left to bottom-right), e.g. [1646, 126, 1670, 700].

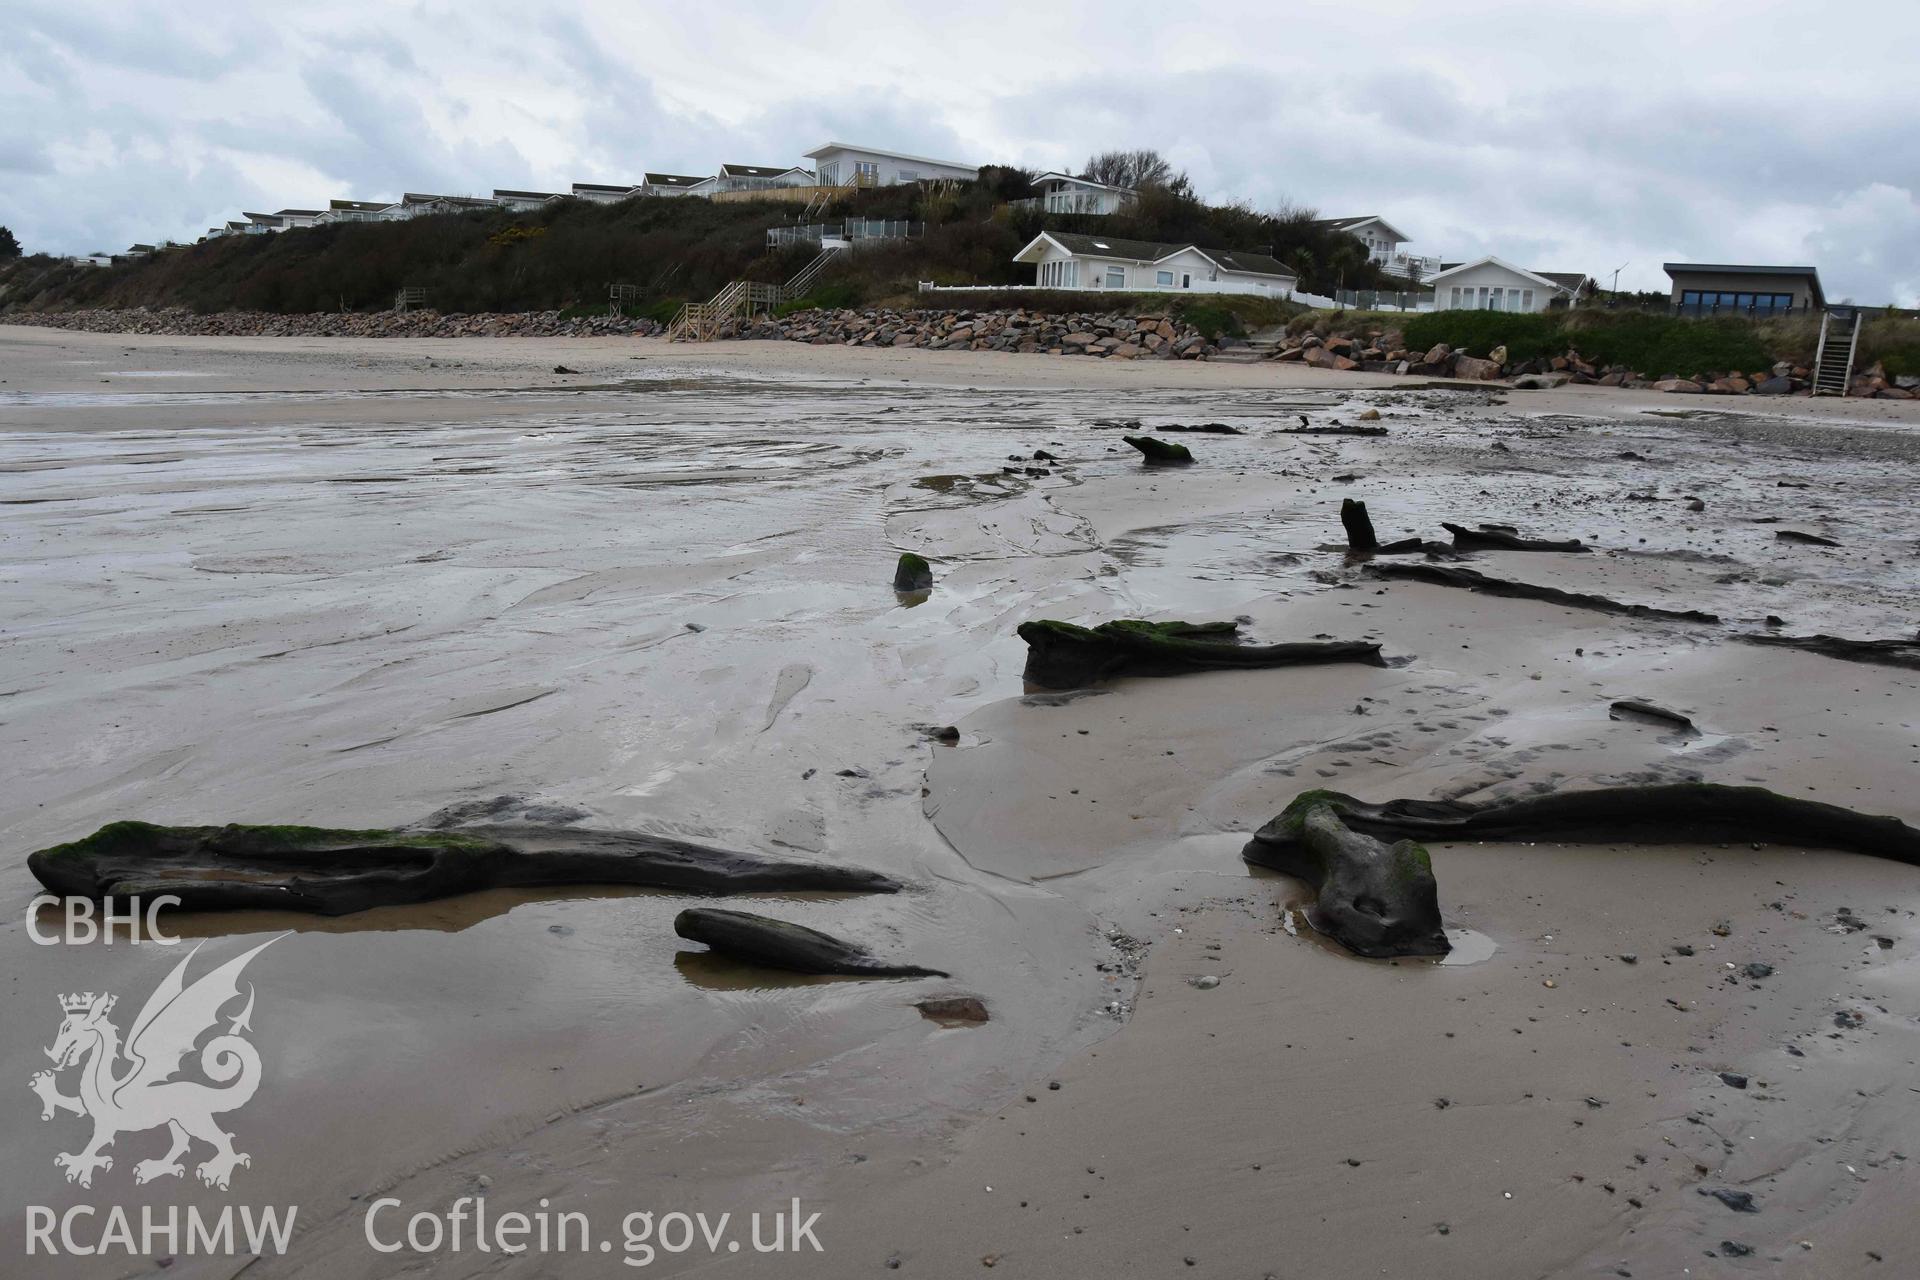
[30, 937, 279, 1190]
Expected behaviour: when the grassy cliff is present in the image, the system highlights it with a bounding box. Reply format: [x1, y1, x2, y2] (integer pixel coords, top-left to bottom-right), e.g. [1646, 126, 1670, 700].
[0, 173, 1397, 319]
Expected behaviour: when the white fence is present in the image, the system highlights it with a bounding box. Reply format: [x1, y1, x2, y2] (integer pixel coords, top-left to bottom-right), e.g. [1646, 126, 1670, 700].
[768, 219, 922, 249]
[917, 280, 1299, 298]
[1294, 289, 1433, 313]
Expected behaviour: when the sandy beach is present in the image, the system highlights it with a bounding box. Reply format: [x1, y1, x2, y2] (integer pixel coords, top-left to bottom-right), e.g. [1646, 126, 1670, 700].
[3, 323, 1917, 1279]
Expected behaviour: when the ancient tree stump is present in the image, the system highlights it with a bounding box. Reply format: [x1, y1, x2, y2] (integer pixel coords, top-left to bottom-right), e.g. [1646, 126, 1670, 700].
[1341, 498, 1379, 551]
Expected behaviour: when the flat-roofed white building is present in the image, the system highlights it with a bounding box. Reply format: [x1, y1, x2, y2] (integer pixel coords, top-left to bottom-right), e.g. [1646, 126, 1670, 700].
[803, 143, 975, 187]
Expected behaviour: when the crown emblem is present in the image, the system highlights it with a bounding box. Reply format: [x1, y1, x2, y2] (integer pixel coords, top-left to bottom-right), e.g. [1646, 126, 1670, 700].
[60, 992, 113, 1014]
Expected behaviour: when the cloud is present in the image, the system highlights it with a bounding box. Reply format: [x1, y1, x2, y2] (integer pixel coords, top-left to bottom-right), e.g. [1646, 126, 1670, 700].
[0, 139, 56, 174]
[0, 0, 1915, 305]
[1803, 184, 1920, 305]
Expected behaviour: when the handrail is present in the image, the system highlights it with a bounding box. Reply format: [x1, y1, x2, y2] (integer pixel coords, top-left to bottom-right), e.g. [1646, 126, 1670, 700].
[669, 247, 847, 341]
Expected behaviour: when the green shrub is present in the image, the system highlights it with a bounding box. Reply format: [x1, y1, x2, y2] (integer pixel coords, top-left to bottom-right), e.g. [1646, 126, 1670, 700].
[775, 280, 863, 316]
[1561, 312, 1770, 377]
[1401, 310, 1564, 362]
[1858, 315, 1920, 377]
[1175, 302, 1243, 338]
[1398, 309, 1775, 376]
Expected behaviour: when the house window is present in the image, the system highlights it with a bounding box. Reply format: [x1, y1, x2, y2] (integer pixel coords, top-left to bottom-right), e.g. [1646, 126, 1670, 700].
[897, 169, 917, 183]
[1156, 270, 1174, 287]
[1449, 287, 1462, 308]
[854, 161, 878, 184]
[819, 162, 839, 185]
[1489, 288, 1504, 311]
[1679, 289, 1796, 314]
[1520, 289, 1534, 310]
[1105, 266, 1125, 289]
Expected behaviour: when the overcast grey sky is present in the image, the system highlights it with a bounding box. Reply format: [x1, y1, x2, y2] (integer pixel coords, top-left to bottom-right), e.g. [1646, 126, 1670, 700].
[4, 0, 1916, 301]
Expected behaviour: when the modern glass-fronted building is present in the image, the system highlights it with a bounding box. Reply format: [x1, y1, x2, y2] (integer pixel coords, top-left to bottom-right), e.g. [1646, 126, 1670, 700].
[1664, 264, 1824, 316]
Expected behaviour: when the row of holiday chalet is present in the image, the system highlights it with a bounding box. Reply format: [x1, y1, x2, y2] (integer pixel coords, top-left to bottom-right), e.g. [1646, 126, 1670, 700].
[85, 139, 1825, 321]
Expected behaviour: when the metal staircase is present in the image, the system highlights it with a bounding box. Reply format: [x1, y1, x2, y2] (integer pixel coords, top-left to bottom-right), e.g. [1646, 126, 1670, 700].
[667, 246, 844, 341]
[1812, 308, 1861, 396]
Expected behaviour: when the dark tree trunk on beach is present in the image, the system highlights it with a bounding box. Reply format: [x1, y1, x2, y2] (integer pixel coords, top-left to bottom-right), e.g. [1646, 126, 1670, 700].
[1341, 498, 1379, 551]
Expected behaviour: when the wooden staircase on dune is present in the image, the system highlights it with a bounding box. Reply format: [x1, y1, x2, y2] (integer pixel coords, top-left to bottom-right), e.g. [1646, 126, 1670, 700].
[1811, 307, 1861, 396]
[667, 246, 844, 342]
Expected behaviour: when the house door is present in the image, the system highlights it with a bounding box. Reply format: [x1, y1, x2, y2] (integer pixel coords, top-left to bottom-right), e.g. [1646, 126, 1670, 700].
[1181, 274, 1191, 288]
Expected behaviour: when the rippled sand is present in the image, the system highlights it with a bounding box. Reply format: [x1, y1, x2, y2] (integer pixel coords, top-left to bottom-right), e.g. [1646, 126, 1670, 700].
[3, 325, 1917, 1278]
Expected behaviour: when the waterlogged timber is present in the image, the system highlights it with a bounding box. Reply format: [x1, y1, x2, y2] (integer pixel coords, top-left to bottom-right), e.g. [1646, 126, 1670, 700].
[1121, 434, 1194, 465]
[1256, 784, 1920, 867]
[1440, 522, 1590, 553]
[1365, 561, 1724, 623]
[27, 818, 903, 915]
[1240, 791, 1449, 958]
[674, 907, 949, 977]
[1734, 631, 1920, 669]
[3, 328, 1919, 1279]
[1017, 618, 1383, 689]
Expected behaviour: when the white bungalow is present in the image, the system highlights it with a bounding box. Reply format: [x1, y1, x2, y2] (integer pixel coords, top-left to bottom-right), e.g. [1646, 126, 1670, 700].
[239, 213, 285, 234]
[1427, 257, 1589, 312]
[492, 189, 562, 212]
[638, 172, 706, 197]
[570, 182, 640, 204]
[1027, 173, 1136, 215]
[1013, 231, 1298, 296]
[803, 142, 977, 188]
[274, 208, 323, 229]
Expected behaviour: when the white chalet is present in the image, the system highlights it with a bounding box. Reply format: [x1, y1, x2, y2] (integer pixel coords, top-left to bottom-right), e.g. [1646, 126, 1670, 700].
[1027, 173, 1136, 215]
[570, 183, 640, 204]
[1014, 231, 1298, 296]
[1427, 257, 1589, 312]
[703, 164, 814, 195]
[803, 142, 977, 188]
[319, 199, 394, 224]
[393, 193, 500, 219]
[493, 189, 561, 212]
[638, 172, 705, 198]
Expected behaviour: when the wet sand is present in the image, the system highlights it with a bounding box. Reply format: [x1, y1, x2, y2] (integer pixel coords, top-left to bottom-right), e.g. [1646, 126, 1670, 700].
[2, 324, 1917, 1278]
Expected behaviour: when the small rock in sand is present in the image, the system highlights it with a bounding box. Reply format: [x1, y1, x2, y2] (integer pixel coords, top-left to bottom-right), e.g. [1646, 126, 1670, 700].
[917, 996, 990, 1025]
[1700, 1187, 1758, 1212]
[1191, 975, 1220, 989]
